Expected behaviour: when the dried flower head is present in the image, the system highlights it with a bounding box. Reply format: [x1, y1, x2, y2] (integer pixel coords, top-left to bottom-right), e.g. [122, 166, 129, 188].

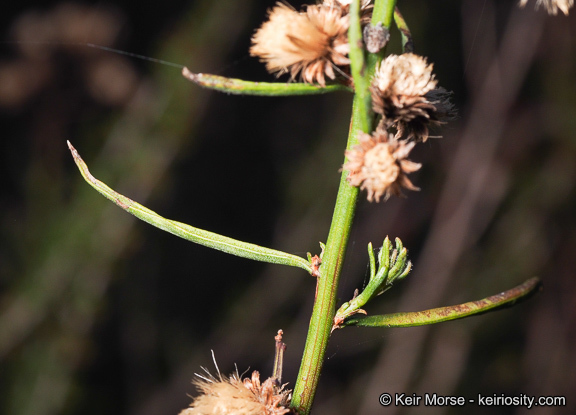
[371, 53, 454, 142]
[250, 2, 351, 86]
[343, 130, 421, 202]
[180, 333, 291, 415]
[180, 370, 291, 415]
[518, 0, 573, 15]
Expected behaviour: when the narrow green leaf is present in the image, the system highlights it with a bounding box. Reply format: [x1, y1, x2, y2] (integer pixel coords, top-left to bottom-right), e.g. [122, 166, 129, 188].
[368, 242, 376, 282]
[343, 277, 542, 328]
[377, 236, 391, 268]
[395, 260, 412, 282]
[387, 247, 407, 283]
[182, 67, 350, 96]
[393, 6, 414, 53]
[67, 141, 312, 273]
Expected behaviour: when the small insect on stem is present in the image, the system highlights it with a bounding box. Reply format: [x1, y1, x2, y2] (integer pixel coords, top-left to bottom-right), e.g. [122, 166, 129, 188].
[363, 22, 390, 54]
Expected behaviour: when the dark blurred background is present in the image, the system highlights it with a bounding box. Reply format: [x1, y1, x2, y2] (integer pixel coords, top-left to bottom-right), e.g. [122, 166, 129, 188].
[1, 1, 575, 414]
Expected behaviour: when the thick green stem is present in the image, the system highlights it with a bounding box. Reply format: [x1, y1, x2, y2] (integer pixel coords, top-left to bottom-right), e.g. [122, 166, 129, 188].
[372, 0, 396, 27]
[347, 0, 371, 132]
[367, 0, 396, 71]
[290, 1, 396, 413]
[290, 97, 361, 415]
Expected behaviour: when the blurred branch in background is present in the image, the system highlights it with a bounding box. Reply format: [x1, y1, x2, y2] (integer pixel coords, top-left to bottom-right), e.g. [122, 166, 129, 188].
[1, 1, 575, 415]
[357, 4, 546, 413]
[353, 2, 576, 415]
[0, 1, 253, 414]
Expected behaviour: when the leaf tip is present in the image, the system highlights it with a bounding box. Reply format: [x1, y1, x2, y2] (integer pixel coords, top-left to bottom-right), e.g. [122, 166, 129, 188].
[67, 140, 80, 160]
[182, 67, 198, 83]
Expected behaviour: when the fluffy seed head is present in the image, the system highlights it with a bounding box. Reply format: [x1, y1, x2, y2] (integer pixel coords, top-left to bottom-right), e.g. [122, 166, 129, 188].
[371, 53, 455, 142]
[250, 2, 350, 86]
[180, 370, 291, 415]
[518, 0, 573, 15]
[344, 130, 421, 202]
[373, 53, 437, 99]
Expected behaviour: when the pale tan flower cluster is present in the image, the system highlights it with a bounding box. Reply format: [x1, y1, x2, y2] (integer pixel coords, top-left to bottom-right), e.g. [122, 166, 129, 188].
[250, 1, 372, 86]
[518, 0, 573, 15]
[344, 53, 455, 202]
[251, 4, 454, 201]
[371, 53, 455, 142]
[180, 370, 291, 415]
[344, 130, 421, 202]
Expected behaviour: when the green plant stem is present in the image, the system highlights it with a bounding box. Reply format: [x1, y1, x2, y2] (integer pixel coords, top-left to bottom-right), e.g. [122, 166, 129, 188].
[373, 0, 396, 27]
[367, 0, 397, 71]
[291, 1, 397, 412]
[347, 0, 371, 132]
[290, 97, 360, 415]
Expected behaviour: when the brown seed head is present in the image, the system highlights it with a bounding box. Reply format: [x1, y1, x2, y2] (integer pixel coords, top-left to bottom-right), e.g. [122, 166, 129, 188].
[371, 53, 454, 142]
[373, 53, 437, 99]
[344, 130, 421, 202]
[180, 370, 291, 415]
[249, 2, 351, 86]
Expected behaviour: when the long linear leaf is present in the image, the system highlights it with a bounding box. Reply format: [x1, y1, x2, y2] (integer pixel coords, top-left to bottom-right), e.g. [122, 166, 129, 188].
[342, 277, 541, 328]
[67, 141, 312, 273]
[182, 67, 350, 96]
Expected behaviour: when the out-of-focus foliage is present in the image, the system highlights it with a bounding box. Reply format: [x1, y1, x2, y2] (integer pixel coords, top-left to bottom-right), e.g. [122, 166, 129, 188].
[0, 1, 574, 415]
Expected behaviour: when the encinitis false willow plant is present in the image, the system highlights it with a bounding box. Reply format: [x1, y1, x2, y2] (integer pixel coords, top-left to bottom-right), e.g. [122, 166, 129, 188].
[66, 0, 568, 414]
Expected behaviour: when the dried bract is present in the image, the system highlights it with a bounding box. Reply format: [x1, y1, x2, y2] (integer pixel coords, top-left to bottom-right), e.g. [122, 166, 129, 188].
[249, 2, 354, 86]
[371, 53, 454, 142]
[518, 0, 573, 15]
[344, 131, 421, 202]
[244, 371, 291, 415]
